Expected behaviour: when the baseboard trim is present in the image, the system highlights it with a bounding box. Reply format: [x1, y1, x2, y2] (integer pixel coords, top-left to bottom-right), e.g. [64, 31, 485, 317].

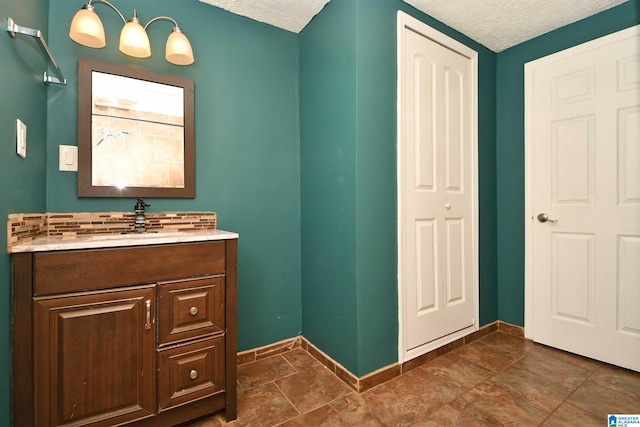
[236, 321, 523, 393]
[497, 320, 525, 337]
[237, 336, 302, 366]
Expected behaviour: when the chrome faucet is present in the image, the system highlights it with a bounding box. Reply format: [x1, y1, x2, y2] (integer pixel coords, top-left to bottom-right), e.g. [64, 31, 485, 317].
[134, 198, 150, 233]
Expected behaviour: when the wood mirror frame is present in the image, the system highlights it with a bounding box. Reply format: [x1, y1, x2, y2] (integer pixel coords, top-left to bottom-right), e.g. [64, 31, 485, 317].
[77, 58, 195, 198]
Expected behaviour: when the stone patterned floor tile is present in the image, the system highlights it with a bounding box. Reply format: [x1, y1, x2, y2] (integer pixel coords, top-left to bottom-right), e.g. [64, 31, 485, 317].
[408, 403, 498, 427]
[420, 352, 494, 390]
[489, 364, 574, 414]
[479, 331, 535, 357]
[275, 365, 353, 414]
[187, 333, 639, 427]
[281, 348, 321, 371]
[586, 364, 640, 400]
[233, 382, 299, 427]
[450, 380, 548, 426]
[354, 383, 431, 426]
[451, 340, 521, 372]
[541, 402, 601, 427]
[383, 364, 468, 413]
[329, 392, 387, 426]
[512, 349, 592, 389]
[279, 404, 349, 427]
[530, 344, 601, 371]
[237, 355, 297, 390]
[567, 381, 640, 420]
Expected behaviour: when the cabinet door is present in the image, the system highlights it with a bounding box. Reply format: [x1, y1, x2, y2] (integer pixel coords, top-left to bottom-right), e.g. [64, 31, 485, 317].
[34, 285, 156, 426]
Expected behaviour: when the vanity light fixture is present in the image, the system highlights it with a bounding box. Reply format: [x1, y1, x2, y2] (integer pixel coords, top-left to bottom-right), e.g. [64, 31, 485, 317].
[69, 0, 194, 65]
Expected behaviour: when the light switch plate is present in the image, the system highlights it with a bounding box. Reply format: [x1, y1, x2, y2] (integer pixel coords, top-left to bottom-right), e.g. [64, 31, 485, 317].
[16, 119, 26, 158]
[59, 145, 78, 171]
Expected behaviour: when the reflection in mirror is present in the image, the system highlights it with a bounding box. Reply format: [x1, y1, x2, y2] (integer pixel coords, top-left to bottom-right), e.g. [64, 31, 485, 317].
[78, 58, 195, 198]
[91, 72, 185, 188]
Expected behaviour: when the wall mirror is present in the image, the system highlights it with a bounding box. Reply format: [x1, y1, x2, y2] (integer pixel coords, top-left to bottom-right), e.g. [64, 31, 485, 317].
[78, 58, 195, 197]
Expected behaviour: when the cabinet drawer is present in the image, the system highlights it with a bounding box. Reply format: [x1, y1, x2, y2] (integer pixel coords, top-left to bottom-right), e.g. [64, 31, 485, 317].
[33, 241, 226, 295]
[158, 276, 225, 346]
[157, 336, 225, 412]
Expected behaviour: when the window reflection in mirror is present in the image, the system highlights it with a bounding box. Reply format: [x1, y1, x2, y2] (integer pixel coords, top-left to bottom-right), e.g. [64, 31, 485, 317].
[91, 72, 185, 189]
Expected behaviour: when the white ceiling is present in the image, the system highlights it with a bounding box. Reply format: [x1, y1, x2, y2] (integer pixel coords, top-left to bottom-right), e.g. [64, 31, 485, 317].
[199, 0, 331, 34]
[199, 0, 629, 52]
[403, 0, 629, 52]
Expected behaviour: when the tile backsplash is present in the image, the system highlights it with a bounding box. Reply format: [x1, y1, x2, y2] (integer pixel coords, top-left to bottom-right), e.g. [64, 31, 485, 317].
[8, 211, 216, 250]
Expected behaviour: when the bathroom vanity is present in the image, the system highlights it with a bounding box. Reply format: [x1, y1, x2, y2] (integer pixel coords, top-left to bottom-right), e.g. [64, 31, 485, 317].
[10, 229, 238, 426]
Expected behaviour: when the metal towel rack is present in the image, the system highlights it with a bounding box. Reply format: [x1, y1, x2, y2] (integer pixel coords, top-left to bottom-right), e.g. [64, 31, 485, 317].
[6, 17, 67, 85]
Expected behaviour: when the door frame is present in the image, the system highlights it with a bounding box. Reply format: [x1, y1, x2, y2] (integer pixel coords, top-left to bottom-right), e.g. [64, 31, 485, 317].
[397, 10, 479, 363]
[523, 24, 640, 340]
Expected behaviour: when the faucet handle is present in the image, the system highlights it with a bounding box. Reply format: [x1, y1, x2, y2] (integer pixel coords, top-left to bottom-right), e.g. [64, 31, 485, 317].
[135, 198, 150, 210]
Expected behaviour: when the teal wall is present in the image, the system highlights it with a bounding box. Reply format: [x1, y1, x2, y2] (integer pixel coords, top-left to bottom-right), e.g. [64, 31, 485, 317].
[0, 1, 50, 423]
[300, 0, 497, 376]
[44, 0, 302, 351]
[299, 0, 359, 371]
[495, 1, 640, 326]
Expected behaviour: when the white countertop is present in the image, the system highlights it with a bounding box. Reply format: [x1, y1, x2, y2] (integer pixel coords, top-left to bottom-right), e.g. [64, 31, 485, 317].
[9, 229, 239, 253]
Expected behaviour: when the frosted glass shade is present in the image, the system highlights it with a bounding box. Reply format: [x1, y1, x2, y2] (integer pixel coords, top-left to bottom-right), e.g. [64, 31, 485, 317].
[165, 29, 194, 65]
[119, 19, 151, 58]
[69, 7, 106, 48]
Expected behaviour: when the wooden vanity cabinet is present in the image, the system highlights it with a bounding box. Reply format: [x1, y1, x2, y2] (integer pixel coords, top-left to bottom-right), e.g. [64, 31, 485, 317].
[11, 239, 238, 427]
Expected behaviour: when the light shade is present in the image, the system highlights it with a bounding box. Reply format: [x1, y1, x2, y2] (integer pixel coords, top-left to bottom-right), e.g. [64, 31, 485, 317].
[69, 6, 106, 48]
[68, 2, 194, 65]
[165, 28, 194, 65]
[119, 17, 151, 58]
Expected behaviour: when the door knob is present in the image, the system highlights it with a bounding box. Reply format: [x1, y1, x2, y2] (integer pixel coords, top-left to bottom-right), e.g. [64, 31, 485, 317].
[537, 213, 557, 223]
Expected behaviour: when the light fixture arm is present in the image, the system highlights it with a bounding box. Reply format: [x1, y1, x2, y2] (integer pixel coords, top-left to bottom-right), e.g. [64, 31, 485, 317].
[86, 0, 127, 25]
[144, 16, 180, 31]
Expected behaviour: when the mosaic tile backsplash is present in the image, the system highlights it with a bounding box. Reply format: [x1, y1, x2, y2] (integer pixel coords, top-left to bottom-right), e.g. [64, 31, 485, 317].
[8, 211, 217, 250]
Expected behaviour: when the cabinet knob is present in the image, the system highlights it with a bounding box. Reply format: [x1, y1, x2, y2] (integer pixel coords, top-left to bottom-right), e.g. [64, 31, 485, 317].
[189, 369, 198, 380]
[189, 306, 198, 316]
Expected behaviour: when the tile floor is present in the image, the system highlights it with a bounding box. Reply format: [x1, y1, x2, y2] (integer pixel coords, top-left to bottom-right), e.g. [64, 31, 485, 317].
[190, 331, 640, 426]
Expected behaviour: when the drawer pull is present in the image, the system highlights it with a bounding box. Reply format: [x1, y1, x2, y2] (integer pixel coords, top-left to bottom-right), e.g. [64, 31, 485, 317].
[145, 300, 152, 330]
[189, 306, 198, 316]
[189, 369, 198, 380]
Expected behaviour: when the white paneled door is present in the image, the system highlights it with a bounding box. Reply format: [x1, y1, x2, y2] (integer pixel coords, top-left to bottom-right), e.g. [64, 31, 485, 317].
[526, 25, 640, 372]
[398, 12, 478, 362]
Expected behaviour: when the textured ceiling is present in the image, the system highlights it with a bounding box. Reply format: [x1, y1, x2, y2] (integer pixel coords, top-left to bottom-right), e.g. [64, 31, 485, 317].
[199, 0, 629, 52]
[198, 0, 330, 33]
[403, 0, 629, 52]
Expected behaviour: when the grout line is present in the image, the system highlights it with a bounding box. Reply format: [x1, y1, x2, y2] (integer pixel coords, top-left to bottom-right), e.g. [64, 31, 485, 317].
[537, 369, 596, 426]
[280, 352, 300, 373]
[272, 379, 302, 420]
[476, 334, 604, 426]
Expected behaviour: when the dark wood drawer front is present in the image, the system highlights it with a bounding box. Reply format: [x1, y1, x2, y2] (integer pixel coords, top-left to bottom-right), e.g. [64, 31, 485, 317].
[33, 241, 226, 295]
[158, 276, 225, 346]
[157, 337, 225, 412]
